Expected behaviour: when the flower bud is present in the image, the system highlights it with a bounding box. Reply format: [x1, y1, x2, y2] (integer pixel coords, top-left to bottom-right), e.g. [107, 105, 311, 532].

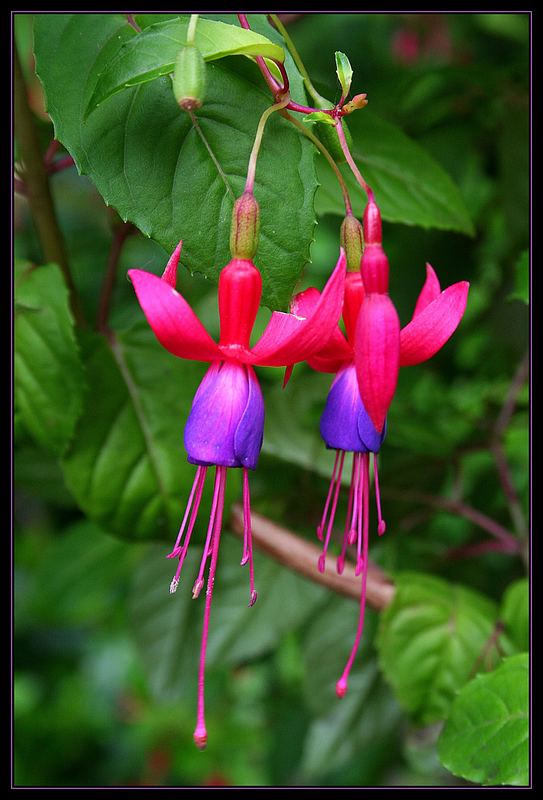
[314, 97, 353, 163]
[363, 196, 382, 245]
[172, 44, 206, 111]
[361, 245, 389, 294]
[341, 93, 368, 115]
[230, 192, 260, 260]
[340, 214, 364, 272]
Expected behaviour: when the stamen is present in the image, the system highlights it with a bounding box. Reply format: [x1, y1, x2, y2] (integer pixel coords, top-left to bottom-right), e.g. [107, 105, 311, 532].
[167, 466, 206, 557]
[193, 466, 227, 750]
[373, 453, 387, 535]
[192, 468, 224, 599]
[337, 454, 358, 575]
[242, 469, 258, 607]
[317, 450, 341, 541]
[335, 451, 370, 698]
[170, 468, 207, 589]
[355, 455, 366, 575]
[318, 450, 345, 573]
[241, 468, 250, 566]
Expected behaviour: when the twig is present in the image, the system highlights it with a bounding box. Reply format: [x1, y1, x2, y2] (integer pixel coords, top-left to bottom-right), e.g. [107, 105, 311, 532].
[14, 44, 85, 327]
[493, 352, 529, 439]
[97, 222, 135, 335]
[446, 539, 519, 560]
[381, 487, 520, 552]
[490, 352, 529, 538]
[229, 504, 395, 610]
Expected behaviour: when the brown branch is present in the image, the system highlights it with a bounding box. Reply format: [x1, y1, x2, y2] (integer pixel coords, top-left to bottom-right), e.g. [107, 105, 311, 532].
[229, 504, 395, 610]
[14, 44, 85, 327]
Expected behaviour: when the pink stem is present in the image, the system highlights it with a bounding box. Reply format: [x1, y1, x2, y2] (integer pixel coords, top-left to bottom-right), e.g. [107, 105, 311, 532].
[46, 155, 75, 175]
[238, 14, 281, 94]
[241, 468, 250, 565]
[338, 454, 358, 574]
[43, 139, 59, 166]
[193, 466, 227, 750]
[335, 119, 373, 201]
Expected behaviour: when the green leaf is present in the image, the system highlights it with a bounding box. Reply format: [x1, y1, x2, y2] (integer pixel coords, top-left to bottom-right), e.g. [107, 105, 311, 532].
[61, 323, 232, 541]
[87, 16, 284, 113]
[500, 579, 529, 652]
[315, 111, 474, 235]
[14, 263, 85, 455]
[335, 51, 353, 98]
[377, 573, 499, 725]
[129, 537, 326, 700]
[303, 111, 336, 126]
[508, 250, 529, 304]
[438, 653, 529, 786]
[34, 13, 317, 311]
[31, 520, 140, 625]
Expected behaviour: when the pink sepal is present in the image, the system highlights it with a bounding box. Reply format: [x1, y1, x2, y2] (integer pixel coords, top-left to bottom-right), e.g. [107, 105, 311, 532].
[412, 263, 441, 319]
[128, 269, 222, 362]
[400, 281, 469, 367]
[161, 241, 183, 287]
[248, 250, 347, 367]
[355, 294, 400, 433]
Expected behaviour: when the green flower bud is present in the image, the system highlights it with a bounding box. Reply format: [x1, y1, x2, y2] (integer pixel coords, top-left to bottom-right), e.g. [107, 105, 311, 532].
[340, 214, 364, 272]
[230, 192, 260, 260]
[172, 43, 206, 111]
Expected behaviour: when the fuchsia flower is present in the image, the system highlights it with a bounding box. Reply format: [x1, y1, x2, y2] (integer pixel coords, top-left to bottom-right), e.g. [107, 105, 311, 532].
[128, 240, 346, 748]
[355, 196, 470, 434]
[296, 207, 469, 697]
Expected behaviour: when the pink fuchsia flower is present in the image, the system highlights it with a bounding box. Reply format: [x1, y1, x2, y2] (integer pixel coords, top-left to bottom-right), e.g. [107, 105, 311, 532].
[355, 196, 470, 433]
[295, 238, 469, 697]
[128, 242, 346, 748]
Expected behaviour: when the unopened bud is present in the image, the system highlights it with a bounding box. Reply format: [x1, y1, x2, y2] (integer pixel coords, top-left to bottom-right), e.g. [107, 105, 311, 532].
[172, 44, 206, 111]
[340, 214, 364, 272]
[230, 192, 260, 259]
[341, 93, 368, 115]
[363, 196, 382, 245]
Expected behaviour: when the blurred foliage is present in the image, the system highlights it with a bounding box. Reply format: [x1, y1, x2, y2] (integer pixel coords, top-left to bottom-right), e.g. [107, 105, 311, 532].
[14, 12, 529, 788]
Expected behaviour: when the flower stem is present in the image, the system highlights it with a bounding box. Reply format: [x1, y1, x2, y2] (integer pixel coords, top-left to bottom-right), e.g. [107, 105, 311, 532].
[268, 13, 329, 107]
[245, 96, 291, 194]
[238, 13, 281, 94]
[282, 110, 353, 215]
[186, 14, 199, 45]
[335, 118, 373, 202]
[97, 221, 134, 335]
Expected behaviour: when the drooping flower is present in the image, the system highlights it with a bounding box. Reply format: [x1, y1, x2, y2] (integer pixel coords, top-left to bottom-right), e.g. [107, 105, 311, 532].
[296, 226, 469, 697]
[128, 231, 346, 748]
[355, 195, 470, 433]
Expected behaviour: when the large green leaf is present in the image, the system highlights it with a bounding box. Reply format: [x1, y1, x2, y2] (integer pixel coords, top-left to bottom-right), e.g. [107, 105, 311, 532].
[61, 323, 234, 541]
[377, 573, 500, 724]
[34, 13, 317, 311]
[14, 263, 85, 455]
[438, 653, 529, 786]
[87, 16, 284, 112]
[315, 111, 474, 235]
[500, 578, 529, 652]
[300, 597, 402, 777]
[129, 537, 326, 701]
